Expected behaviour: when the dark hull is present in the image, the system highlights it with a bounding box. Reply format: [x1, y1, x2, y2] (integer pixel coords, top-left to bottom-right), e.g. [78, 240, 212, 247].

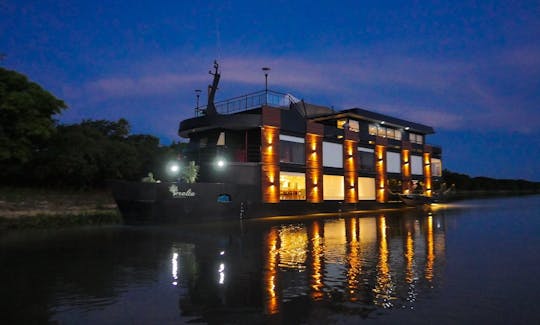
[399, 194, 433, 206]
[110, 180, 405, 224]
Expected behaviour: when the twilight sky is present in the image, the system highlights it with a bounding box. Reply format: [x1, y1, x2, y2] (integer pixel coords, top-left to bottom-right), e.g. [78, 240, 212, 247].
[2, 1, 539, 181]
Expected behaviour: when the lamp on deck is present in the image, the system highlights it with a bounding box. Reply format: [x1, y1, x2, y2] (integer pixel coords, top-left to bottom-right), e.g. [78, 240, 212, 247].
[262, 67, 271, 93]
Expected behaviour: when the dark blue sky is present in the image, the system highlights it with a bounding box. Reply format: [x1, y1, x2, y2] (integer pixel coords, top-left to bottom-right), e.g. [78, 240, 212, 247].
[2, 1, 539, 180]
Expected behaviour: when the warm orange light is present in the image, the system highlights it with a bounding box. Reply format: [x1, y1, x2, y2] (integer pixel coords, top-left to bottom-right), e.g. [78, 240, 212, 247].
[375, 145, 387, 202]
[375, 215, 392, 306]
[262, 126, 280, 202]
[426, 216, 435, 281]
[405, 230, 414, 284]
[423, 152, 432, 196]
[307, 132, 322, 203]
[346, 218, 361, 301]
[309, 221, 323, 300]
[264, 228, 279, 314]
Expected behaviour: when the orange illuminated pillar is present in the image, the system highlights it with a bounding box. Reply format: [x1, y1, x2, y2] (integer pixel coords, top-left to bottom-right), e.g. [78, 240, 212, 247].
[343, 130, 358, 203]
[423, 149, 432, 197]
[401, 141, 412, 194]
[375, 138, 387, 202]
[261, 106, 280, 203]
[306, 121, 324, 203]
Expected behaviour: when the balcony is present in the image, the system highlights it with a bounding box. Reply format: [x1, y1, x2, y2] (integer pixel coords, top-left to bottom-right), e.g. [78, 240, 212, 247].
[194, 90, 297, 117]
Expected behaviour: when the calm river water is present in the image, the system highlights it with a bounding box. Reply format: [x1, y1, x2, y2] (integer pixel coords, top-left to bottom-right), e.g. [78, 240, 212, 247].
[1, 195, 540, 324]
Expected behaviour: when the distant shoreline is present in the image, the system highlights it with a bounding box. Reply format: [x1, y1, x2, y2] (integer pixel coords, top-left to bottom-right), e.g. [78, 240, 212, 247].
[451, 190, 540, 201]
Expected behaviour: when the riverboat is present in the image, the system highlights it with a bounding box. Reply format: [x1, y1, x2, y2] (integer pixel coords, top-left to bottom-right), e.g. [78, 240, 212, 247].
[111, 61, 445, 223]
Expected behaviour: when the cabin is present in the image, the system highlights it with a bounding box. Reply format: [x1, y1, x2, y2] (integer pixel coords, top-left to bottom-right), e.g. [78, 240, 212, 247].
[178, 89, 443, 206]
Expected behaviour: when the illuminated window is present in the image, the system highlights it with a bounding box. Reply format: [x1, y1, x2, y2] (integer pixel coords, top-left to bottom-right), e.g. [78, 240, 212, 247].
[279, 172, 306, 200]
[369, 124, 377, 136]
[409, 133, 423, 144]
[358, 177, 376, 200]
[369, 124, 402, 140]
[323, 174, 344, 200]
[394, 129, 402, 140]
[337, 119, 359, 132]
[348, 120, 359, 132]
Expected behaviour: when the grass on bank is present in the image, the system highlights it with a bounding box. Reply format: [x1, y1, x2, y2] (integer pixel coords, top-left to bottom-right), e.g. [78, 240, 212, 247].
[0, 187, 122, 229]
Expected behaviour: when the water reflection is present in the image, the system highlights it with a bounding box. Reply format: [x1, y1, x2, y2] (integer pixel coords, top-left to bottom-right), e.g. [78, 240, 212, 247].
[0, 210, 446, 323]
[259, 213, 446, 317]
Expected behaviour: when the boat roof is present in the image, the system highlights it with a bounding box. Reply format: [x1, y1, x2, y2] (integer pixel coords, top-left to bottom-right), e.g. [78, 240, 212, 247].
[183, 89, 435, 136]
[309, 107, 435, 134]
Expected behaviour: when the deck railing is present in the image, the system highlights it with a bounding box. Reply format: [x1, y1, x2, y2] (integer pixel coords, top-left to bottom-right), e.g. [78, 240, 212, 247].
[194, 90, 297, 116]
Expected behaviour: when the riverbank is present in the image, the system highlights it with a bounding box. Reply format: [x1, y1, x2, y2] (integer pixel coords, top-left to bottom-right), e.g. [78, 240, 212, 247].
[0, 187, 121, 229]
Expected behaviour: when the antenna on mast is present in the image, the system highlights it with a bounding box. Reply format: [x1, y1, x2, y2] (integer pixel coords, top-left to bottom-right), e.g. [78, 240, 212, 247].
[206, 61, 220, 116]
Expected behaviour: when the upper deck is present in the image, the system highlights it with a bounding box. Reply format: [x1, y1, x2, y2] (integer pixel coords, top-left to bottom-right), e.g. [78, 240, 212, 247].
[194, 90, 298, 117]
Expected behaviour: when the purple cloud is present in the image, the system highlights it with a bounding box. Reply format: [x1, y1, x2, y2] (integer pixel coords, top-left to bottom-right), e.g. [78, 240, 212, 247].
[65, 44, 539, 135]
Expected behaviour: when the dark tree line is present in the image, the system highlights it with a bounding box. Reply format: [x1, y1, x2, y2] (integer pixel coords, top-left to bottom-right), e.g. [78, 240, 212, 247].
[0, 67, 184, 188]
[443, 170, 540, 192]
[2, 118, 185, 188]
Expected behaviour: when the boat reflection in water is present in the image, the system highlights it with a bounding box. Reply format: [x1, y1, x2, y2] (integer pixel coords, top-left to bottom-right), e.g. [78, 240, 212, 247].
[259, 214, 444, 319]
[171, 211, 446, 322]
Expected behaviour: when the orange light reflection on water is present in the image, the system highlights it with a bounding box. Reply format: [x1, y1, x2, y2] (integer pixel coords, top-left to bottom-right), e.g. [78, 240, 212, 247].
[264, 228, 279, 315]
[309, 221, 324, 300]
[425, 216, 435, 282]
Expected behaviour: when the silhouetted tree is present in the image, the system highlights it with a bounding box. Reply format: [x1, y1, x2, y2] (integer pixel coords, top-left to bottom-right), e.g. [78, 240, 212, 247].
[0, 67, 66, 164]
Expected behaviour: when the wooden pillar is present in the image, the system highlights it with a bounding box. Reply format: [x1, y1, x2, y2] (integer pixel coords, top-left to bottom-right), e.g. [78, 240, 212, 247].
[261, 106, 280, 203]
[423, 145, 432, 197]
[375, 137, 388, 203]
[401, 140, 412, 194]
[306, 121, 323, 203]
[343, 129, 358, 203]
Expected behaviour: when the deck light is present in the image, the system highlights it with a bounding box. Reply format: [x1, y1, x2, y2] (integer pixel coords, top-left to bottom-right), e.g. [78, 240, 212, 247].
[167, 162, 180, 175]
[216, 158, 226, 169]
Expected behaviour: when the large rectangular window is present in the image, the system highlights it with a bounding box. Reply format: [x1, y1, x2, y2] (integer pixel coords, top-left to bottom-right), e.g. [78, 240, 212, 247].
[411, 155, 423, 175]
[280, 135, 305, 164]
[386, 151, 401, 173]
[431, 158, 442, 177]
[279, 172, 306, 200]
[368, 124, 402, 140]
[409, 133, 423, 144]
[323, 142, 343, 168]
[337, 119, 359, 132]
[358, 147, 374, 172]
[323, 174, 344, 200]
[358, 177, 376, 200]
